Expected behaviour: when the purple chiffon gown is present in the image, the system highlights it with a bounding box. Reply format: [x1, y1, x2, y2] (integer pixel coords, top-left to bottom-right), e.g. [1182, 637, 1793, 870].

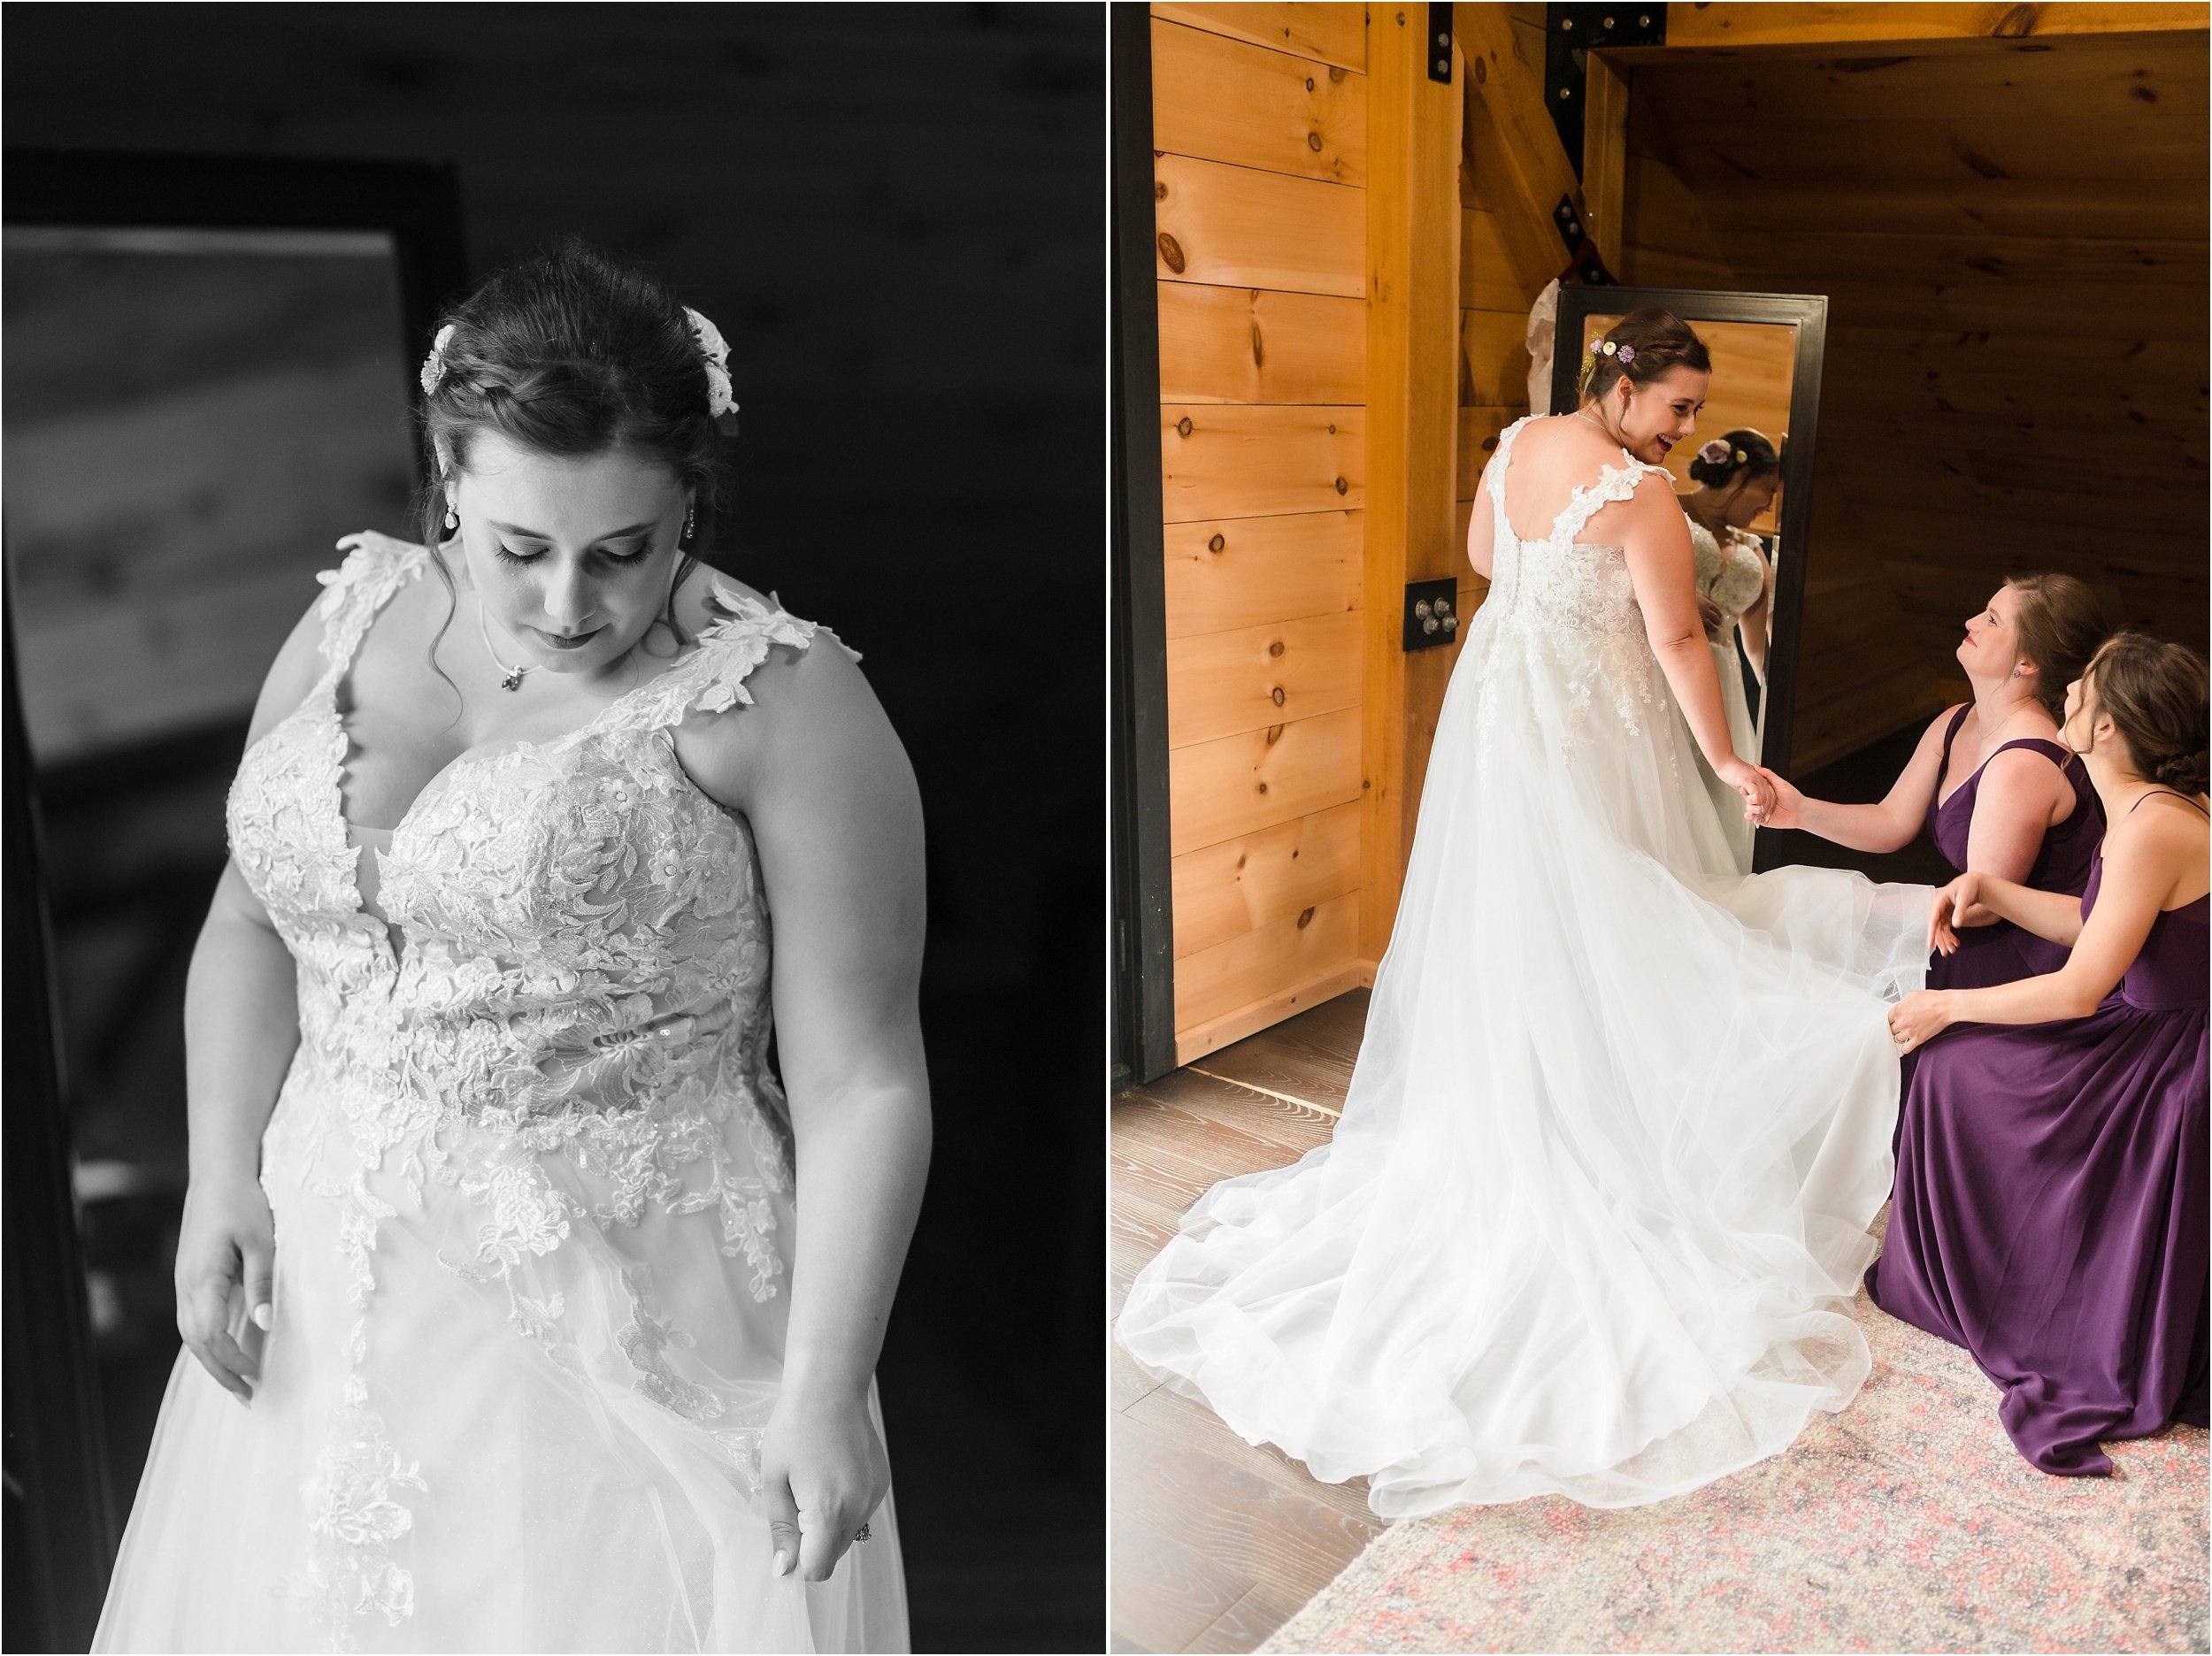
[1868, 794, 2210, 1476]
[1924, 703, 2105, 991]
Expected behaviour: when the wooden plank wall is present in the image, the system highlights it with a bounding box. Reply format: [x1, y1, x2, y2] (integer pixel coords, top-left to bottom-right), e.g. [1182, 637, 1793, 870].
[1152, 3, 1371, 1063]
[1624, 21, 2209, 772]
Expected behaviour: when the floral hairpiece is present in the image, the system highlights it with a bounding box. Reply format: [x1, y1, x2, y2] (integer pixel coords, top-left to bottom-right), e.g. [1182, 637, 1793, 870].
[417, 308, 737, 421]
[1699, 438, 1750, 467]
[1588, 337, 1635, 365]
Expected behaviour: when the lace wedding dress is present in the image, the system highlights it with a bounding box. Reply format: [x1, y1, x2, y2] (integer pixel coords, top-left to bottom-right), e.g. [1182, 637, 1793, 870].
[1688, 517, 1770, 874]
[95, 539, 908, 1653]
[1119, 417, 1929, 1517]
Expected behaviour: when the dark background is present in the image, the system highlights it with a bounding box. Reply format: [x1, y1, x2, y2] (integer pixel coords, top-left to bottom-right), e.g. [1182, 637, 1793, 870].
[4, 4, 1103, 1650]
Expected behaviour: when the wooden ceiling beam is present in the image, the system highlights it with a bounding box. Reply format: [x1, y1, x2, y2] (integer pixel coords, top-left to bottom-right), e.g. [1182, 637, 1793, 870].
[1613, 4, 2209, 57]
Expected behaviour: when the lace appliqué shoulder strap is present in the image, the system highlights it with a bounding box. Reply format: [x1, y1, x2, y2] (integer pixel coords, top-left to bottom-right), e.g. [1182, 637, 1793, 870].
[1484, 415, 1540, 545]
[311, 533, 431, 683]
[614, 578, 861, 733]
[1554, 456, 1665, 548]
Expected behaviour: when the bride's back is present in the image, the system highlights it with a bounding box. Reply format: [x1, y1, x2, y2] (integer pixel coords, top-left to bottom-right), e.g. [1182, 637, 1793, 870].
[1494, 414, 1659, 548]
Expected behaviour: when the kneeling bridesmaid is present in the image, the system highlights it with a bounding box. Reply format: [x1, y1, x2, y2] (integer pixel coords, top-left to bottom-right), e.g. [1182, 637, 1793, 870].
[1875, 631, 2208, 1478]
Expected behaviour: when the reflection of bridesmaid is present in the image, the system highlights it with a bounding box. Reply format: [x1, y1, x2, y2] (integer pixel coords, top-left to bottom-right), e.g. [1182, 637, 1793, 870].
[1681, 430, 1777, 871]
[1879, 632, 2208, 1477]
[1763, 573, 2107, 987]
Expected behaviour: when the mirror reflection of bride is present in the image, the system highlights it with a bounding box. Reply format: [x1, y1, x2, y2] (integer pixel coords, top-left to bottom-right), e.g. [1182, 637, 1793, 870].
[1682, 430, 1780, 873]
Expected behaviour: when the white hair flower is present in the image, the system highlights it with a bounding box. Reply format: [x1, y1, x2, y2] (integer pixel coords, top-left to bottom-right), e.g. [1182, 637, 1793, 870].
[419, 323, 455, 397]
[684, 306, 736, 418]
[1699, 438, 1732, 464]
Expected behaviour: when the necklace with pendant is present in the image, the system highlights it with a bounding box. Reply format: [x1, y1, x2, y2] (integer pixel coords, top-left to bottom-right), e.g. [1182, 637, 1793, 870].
[478, 607, 532, 692]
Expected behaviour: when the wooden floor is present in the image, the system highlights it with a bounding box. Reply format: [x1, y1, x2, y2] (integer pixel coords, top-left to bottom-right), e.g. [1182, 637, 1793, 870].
[1109, 991, 1379, 1656]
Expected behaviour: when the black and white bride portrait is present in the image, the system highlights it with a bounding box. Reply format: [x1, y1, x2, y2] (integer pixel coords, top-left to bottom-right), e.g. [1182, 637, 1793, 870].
[1112, 4, 2207, 1654]
[4, 6, 1102, 1652]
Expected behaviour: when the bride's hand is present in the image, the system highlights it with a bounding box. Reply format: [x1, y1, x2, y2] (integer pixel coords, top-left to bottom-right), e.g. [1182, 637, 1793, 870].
[1696, 594, 1725, 638]
[1928, 872, 1983, 955]
[1750, 765, 1803, 830]
[1888, 988, 1955, 1053]
[760, 1389, 891, 1583]
[1717, 756, 1776, 824]
[174, 1172, 275, 1403]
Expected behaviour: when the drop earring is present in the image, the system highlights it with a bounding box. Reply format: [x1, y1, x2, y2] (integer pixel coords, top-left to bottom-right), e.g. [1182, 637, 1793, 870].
[443, 501, 460, 533]
[680, 505, 696, 548]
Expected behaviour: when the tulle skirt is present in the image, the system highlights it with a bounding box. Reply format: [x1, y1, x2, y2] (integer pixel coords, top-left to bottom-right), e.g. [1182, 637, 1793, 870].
[1119, 605, 1929, 1517]
[94, 1085, 908, 1654]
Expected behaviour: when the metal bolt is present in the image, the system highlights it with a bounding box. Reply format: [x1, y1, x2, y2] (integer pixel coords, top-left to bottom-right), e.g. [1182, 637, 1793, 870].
[1423, 616, 1440, 635]
[1563, 14, 1574, 27]
[1558, 86, 1572, 100]
[1603, 15, 1615, 27]
[1436, 30, 1448, 44]
[1415, 599, 1432, 619]
[1436, 56, 1450, 72]
[1444, 613, 1459, 633]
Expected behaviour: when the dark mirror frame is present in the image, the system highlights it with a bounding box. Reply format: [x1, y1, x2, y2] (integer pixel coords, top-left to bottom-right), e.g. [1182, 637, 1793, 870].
[1, 150, 466, 1649]
[1548, 285, 1829, 809]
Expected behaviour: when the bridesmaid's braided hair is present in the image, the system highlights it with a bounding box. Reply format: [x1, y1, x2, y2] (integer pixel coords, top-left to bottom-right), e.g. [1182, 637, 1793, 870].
[412, 237, 736, 689]
[2084, 632, 2209, 797]
[1578, 307, 1711, 404]
[2006, 572, 2107, 726]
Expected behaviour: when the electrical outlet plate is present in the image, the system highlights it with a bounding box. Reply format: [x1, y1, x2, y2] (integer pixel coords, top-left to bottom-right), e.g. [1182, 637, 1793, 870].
[1402, 579, 1460, 652]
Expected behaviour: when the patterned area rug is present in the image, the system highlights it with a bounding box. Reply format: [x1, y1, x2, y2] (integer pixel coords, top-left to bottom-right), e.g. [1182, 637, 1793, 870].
[1260, 1261, 2208, 1653]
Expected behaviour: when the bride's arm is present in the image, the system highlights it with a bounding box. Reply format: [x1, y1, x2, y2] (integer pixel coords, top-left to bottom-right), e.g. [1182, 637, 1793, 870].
[686, 635, 930, 1583]
[175, 603, 325, 1400]
[1617, 479, 1763, 801]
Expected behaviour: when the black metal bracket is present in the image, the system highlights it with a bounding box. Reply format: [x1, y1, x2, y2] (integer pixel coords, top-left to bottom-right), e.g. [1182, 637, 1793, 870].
[1403, 579, 1462, 652]
[1425, 4, 1454, 83]
[1544, 4, 1667, 176]
[1553, 194, 1616, 286]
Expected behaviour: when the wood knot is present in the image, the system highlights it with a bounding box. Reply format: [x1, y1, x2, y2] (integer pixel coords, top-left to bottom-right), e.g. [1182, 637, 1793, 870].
[1307, 131, 1324, 152]
[1328, 66, 1346, 83]
[1157, 231, 1187, 273]
[1256, 781, 1269, 794]
[1268, 640, 1286, 658]
[1251, 321, 1265, 367]
[1334, 476, 1349, 495]
[1326, 423, 1338, 434]
[1155, 180, 1168, 200]
[2131, 84, 2159, 103]
[1474, 56, 1486, 84]
[1305, 76, 1316, 91]
[1271, 686, 1286, 706]
[1296, 907, 1316, 929]
[1208, 533, 1225, 553]
[1264, 724, 1285, 745]
[1177, 416, 1194, 437]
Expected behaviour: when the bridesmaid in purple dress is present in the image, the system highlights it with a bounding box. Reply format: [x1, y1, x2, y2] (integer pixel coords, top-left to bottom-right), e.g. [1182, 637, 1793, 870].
[1764, 573, 2107, 987]
[1878, 632, 2208, 1477]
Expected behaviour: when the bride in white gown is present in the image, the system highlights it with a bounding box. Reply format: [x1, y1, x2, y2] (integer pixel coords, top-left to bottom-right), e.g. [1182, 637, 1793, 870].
[1118, 309, 1929, 1517]
[95, 242, 922, 1652]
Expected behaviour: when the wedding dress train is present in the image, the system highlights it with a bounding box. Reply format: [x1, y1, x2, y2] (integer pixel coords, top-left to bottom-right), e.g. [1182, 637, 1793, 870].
[1118, 418, 1929, 1517]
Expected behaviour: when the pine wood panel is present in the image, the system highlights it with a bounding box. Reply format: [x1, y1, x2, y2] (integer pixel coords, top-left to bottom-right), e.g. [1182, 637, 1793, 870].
[1175, 960, 1372, 1065]
[1156, 283, 1366, 406]
[1163, 511, 1362, 640]
[1459, 207, 1532, 311]
[1168, 610, 1363, 748]
[1173, 890, 1360, 1036]
[1171, 801, 1363, 959]
[1726, 231, 2205, 288]
[1154, 154, 1366, 297]
[1663, 116, 2209, 184]
[1150, 1, 1368, 73]
[1654, 4, 2209, 52]
[1456, 404, 1519, 501]
[1583, 51, 1633, 264]
[1459, 308, 1532, 408]
[1159, 404, 1366, 523]
[1811, 276, 2206, 338]
[1701, 177, 2206, 240]
[1168, 705, 1363, 856]
[1150, 16, 1367, 186]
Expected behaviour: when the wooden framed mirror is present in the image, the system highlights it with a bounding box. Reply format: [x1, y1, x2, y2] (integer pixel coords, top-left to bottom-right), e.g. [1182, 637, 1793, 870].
[1548, 287, 1829, 832]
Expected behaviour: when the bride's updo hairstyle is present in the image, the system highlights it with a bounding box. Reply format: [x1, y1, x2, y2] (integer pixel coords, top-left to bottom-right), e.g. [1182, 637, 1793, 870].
[1578, 307, 1711, 403]
[2083, 631, 2208, 796]
[2005, 571, 2107, 725]
[1686, 428, 1780, 488]
[414, 237, 733, 668]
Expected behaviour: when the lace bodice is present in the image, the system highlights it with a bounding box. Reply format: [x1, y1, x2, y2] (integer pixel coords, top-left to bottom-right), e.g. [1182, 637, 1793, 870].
[1688, 518, 1766, 624]
[1475, 416, 1671, 755]
[226, 536, 845, 1635]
